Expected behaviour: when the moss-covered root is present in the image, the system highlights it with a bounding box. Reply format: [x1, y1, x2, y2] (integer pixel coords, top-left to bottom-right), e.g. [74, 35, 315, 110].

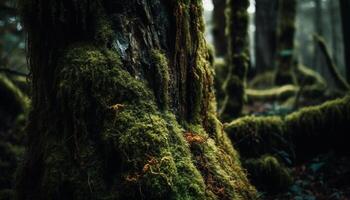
[247, 65, 326, 103]
[0, 74, 29, 124]
[0, 75, 27, 199]
[243, 155, 293, 192]
[246, 84, 298, 102]
[225, 95, 350, 161]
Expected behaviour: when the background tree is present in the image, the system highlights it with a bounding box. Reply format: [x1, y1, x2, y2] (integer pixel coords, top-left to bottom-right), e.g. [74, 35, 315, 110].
[216, 0, 250, 121]
[274, 0, 297, 85]
[340, 0, 350, 82]
[254, 0, 279, 73]
[212, 0, 227, 57]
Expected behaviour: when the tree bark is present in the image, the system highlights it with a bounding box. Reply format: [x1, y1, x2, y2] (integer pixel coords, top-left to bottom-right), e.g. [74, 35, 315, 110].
[255, 0, 279, 73]
[212, 0, 228, 57]
[274, 0, 297, 85]
[218, 0, 250, 122]
[16, 0, 257, 199]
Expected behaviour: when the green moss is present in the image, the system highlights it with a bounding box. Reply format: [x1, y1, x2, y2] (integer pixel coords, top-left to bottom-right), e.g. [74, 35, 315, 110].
[150, 50, 170, 110]
[94, 16, 114, 47]
[226, 116, 288, 158]
[246, 85, 298, 102]
[18, 43, 257, 199]
[30, 44, 206, 199]
[219, 75, 245, 121]
[244, 155, 293, 192]
[249, 71, 275, 88]
[226, 95, 350, 162]
[18, 1, 258, 199]
[0, 74, 30, 116]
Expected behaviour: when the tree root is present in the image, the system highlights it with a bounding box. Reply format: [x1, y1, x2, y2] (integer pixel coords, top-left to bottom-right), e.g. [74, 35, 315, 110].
[226, 95, 350, 161]
[246, 65, 326, 103]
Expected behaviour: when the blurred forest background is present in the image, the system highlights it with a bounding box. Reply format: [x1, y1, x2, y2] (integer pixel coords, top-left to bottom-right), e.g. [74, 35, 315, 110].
[1, 0, 350, 199]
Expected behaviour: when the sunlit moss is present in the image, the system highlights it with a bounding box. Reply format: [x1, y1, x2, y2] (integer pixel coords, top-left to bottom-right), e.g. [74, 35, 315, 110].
[246, 84, 298, 102]
[150, 50, 170, 110]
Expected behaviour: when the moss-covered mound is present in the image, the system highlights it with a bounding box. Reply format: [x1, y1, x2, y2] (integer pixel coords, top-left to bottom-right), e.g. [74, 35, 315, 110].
[226, 95, 350, 160]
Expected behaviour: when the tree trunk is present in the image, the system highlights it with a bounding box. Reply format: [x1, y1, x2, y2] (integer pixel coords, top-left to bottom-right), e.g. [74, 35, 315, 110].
[255, 0, 279, 73]
[274, 0, 297, 85]
[218, 0, 250, 121]
[340, 0, 350, 83]
[16, 0, 257, 199]
[212, 0, 228, 57]
[330, 0, 339, 67]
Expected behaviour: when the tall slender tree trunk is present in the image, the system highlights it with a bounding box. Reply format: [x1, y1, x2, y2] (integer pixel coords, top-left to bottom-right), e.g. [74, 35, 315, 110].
[274, 0, 297, 85]
[312, 0, 324, 75]
[340, 0, 350, 82]
[218, 0, 250, 121]
[16, 0, 257, 199]
[255, 0, 279, 73]
[212, 0, 228, 57]
[330, 0, 339, 67]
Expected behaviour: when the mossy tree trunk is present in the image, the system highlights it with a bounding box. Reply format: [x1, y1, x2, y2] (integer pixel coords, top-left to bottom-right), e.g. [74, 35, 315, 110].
[255, 0, 279, 73]
[212, 0, 228, 57]
[218, 0, 250, 121]
[17, 0, 257, 199]
[340, 0, 350, 83]
[274, 0, 297, 85]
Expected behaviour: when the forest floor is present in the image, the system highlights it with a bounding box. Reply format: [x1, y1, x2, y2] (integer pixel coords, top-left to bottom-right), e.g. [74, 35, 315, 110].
[263, 152, 350, 200]
[244, 101, 350, 200]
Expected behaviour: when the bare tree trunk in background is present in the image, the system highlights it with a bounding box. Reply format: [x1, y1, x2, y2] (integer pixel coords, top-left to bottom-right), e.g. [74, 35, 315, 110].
[274, 0, 297, 85]
[330, 0, 339, 67]
[212, 0, 228, 57]
[313, 0, 324, 74]
[16, 0, 257, 199]
[340, 0, 350, 82]
[255, 0, 279, 73]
